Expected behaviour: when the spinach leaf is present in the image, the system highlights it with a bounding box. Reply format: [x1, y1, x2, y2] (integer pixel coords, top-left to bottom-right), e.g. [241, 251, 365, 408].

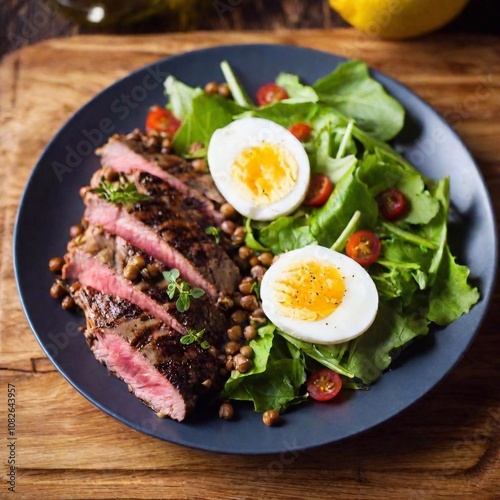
[310, 166, 378, 246]
[428, 245, 480, 325]
[223, 326, 307, 411]
[345, 303, 428, 384]
[173, 94, 244, 155]
[259, 215, 316, 254]
[313, 61, 405, 141]
[278, 332, 355, 379]
[358, 152, 440, 225]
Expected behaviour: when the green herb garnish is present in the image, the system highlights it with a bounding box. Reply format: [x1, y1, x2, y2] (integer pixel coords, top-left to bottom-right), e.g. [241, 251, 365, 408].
[205, 226, 221, 244]
[163, 268, 205, 312]
[180, 328, 209, 349]
[93, 175, 149, 205]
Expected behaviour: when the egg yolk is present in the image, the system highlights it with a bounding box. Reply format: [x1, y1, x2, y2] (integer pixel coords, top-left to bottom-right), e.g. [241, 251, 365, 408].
[231, 143, 298, 205]
[272, 259, 345, 321]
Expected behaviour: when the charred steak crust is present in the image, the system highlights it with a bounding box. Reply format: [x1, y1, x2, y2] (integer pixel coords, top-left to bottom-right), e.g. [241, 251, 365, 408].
[63, 226, 229, 335]
[96, 134, 224, 223]
[106, 131, 225, 204]
[75, 287, 226, 420]
[89, 169, 210, 229]
[58, 129, 245, 422]
[82, 191, 240, 296]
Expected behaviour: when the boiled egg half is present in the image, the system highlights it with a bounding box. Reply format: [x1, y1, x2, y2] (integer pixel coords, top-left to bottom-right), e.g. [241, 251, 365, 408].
[207, 117, 310, 221]
[260, 245, 379, 345]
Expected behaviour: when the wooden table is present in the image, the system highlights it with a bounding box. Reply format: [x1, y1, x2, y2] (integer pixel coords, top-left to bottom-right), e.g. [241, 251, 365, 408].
[0, 30, 499, 498]
[2, 0, 500, 59]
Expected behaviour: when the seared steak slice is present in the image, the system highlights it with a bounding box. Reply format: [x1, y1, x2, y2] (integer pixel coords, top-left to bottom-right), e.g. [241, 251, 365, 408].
[89, 168, 209, 229]
[75, 287, 225, 421]
[97, 134, 224, 223]
[83, 192, 240, 298]
[63, 226, 228, 335]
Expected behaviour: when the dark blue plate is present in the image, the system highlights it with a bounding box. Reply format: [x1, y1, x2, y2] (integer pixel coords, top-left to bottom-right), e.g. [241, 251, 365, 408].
[14, 44, 497, 454]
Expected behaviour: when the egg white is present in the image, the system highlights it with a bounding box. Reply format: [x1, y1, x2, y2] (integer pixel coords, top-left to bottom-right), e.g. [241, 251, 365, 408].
[260, 245, 379, 345]
[207, 117, 310, 221]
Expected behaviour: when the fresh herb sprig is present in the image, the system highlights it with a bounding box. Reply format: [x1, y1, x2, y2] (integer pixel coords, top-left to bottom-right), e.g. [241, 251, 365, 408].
[93, 175, 150, 205]
[205, 226, 221, 244]
[163, 268, 205, 312]
[180, 328, 209, 349]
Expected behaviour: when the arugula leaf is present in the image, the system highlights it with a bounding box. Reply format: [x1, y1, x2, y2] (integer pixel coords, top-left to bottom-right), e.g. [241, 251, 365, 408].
[358, 152, 440, 225]
[173, 94, 244, 155]
[428, 245, 480, 325]
[278, 332, 356, 379]
[310, 166, 378, 246]
[276, 73, 319, 103]
[222, 325, 275, 395]
[223, 327, 307, 411]
[313, 61, 405, 141]
[164, 75, 203, 121]
[344, 303, 429, 384]
[259, 215, 316, 254]
[312, 122, 357, 181]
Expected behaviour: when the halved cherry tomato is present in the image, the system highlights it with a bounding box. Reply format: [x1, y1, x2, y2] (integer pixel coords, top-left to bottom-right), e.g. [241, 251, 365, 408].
[288, 122, 312, 142]
[256, 83, 289, 106]
[306, 368, 342, 402]
[377, 188, 408, 221]
[145, 106, 181, 136]
[346, 230, 381, 267]
[304, 174, 334, 207]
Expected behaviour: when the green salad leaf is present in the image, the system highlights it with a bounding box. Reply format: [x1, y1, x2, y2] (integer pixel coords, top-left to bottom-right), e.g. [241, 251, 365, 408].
[164, 75, 203, 121]
[259, 215, 317, 254]
[310, 165, 378, 246]
[173, 94, 244, 155]
[344, 303, 429, 385]
[223, 325, 307, 411]
[313, 61, 405, 141]
[428, 246, 480, 325]
[276, 73, 319, 103]
[235, 101, 319, 128]
[162, 60, 480, 408]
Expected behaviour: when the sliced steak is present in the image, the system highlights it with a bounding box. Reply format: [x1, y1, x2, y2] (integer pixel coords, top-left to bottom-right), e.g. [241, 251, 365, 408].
[97, 134, 224, 223]
[63, 226, 228, 335]
[82, 192, 240, 298]
[89, 168, 209, 229]
[75, 287, 225, 421]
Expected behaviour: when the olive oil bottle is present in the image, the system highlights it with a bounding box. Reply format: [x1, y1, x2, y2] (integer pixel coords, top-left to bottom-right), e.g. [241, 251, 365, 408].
[55, 0, 208, 28]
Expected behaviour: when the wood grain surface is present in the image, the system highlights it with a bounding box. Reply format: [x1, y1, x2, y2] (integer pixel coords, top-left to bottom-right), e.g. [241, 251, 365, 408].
[0, 30, 499, 499]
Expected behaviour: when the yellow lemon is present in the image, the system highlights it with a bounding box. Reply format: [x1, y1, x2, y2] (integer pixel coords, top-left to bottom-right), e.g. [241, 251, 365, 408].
[329, 0, 470, 39]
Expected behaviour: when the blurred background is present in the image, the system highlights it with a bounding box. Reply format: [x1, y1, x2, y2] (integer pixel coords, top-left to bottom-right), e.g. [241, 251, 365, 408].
[1, 0, 499, 59]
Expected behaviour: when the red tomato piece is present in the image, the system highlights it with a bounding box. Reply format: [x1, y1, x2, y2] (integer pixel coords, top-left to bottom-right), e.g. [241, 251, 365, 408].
[306, 368, 343, 402]
[377, 188, 408, 221]
[346, 230, 381, 267]
[145, 106, 181, 136]
[256, 83, 289, 106]
[304, 174, 334, 207]
[288, 122, 312, 142]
